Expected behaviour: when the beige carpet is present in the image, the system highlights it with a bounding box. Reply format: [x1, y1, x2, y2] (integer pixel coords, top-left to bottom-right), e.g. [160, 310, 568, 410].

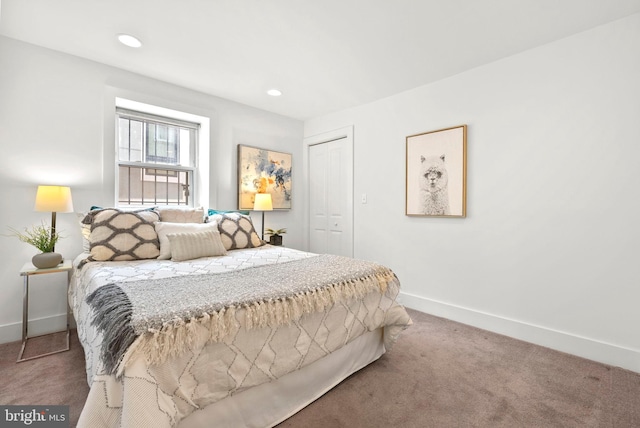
[0, 330, 89, 426]
[279, 309, 640, 427]
[1, 309, 639, 427]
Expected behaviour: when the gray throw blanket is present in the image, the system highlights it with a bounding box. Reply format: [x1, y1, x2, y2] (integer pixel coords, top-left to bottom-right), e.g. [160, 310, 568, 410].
[86, 254, 397, 376]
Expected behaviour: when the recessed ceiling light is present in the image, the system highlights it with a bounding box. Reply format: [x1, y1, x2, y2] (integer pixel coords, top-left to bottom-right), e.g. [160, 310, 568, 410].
[117, 34, 142, 48]
[267, 89, 282, 97]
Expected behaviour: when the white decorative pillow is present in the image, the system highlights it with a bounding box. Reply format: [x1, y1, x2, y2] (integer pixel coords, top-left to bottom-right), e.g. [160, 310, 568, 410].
[208, 212, 265, 250]
[157, 206, 205, 223]
[77, 212, 91, 253]
[154, 221, 219, 260]
[167, 230, 227, 262]
[83, 208, 161, 261]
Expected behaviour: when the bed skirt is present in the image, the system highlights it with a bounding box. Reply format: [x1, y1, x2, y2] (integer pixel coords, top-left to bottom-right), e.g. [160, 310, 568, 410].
[179, 328, 385, 428]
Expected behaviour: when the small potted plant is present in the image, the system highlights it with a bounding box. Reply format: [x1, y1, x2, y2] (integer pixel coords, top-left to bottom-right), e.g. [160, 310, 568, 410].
[9, 222, 63, 268]
[265, 228, 286, 246]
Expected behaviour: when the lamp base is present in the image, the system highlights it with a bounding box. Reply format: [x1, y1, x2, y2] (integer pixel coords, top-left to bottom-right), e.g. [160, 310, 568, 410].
[32, 252, 62, 269]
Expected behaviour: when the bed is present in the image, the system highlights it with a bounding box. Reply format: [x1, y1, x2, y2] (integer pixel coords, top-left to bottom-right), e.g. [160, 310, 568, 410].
[69, 207, 412, 427]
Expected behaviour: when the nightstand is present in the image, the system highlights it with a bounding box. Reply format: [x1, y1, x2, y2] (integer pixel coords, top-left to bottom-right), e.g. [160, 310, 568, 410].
[17, 259, 73, 362]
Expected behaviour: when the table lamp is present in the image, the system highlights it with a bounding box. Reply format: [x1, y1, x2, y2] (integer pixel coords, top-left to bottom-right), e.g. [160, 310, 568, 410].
[34, 185, 74, 252]
[253, 193, 273, 240]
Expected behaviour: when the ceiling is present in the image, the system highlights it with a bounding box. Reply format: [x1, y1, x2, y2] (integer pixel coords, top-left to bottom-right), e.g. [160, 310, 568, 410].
[1, 0, 640, 120]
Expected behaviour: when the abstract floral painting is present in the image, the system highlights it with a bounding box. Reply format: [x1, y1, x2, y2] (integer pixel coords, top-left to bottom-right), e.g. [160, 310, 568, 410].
[238, 144, 292, 210]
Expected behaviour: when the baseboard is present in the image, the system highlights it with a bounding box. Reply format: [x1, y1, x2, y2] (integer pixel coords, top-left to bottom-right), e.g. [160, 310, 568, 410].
[0, 313, 75, 345]
[4, 295, 638, 373]
[399, 291, 640, 374]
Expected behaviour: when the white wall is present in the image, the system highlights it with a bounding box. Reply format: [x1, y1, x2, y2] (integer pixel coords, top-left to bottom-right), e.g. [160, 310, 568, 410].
[304, 14, 640, 372]
[0, 36, 303, 343]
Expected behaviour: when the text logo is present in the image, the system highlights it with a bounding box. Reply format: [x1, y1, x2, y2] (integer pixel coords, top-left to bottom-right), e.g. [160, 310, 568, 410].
[0, 406, 69, 427]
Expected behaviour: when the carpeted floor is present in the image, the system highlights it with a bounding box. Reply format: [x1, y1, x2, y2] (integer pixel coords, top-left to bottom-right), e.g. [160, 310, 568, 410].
[0, 330, 89, 426]
[1, 309, 639, 427]
[279, 309, 640, 427]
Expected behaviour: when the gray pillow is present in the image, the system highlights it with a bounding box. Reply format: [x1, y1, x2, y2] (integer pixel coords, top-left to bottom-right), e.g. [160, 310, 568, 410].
[208, 212, 265, 250]
[83, 208, 160, 261]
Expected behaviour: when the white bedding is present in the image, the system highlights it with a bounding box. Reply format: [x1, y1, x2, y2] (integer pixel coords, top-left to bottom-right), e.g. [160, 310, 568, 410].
[180, 329, 386, 428]
[70, 245, 411, 427]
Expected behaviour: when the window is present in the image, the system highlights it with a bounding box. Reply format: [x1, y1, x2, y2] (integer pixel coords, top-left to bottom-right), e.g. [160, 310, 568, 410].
[116, 107, 199, 206]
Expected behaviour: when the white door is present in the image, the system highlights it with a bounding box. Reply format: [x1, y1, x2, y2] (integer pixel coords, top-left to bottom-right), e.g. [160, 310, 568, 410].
[308, 137, 353, 256]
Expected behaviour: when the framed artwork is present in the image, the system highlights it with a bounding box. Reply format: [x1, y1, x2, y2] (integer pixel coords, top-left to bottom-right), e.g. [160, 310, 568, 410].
[406, 125, 467, 217]
[238, 144, 292, 210]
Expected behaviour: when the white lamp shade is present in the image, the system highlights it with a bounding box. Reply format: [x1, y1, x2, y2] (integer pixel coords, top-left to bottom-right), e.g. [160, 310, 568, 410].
[253, 193, 273, 211]
[34, 185, 74, 213]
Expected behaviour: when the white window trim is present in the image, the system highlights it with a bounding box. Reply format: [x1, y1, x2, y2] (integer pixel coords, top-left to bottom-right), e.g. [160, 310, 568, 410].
[114, 97, 210, 209]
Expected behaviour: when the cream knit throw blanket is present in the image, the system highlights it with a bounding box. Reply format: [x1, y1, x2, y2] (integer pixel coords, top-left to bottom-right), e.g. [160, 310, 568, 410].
[86, 254, 396, 377]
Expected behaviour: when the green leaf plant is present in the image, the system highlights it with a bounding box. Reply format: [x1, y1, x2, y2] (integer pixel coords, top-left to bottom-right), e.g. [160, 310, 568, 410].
[8, 222, 62, 253]
[265, 228, 287, 237]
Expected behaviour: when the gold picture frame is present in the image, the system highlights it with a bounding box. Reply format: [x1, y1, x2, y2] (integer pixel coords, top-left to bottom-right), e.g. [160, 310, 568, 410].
[406, 125, 467, 217]
[238, 144, 292, 210]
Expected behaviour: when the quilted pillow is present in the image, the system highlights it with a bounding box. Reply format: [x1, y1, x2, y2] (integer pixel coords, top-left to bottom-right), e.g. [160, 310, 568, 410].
[158, 206, 205, 223]
[154, 221, 219, 260]
[83, 208, 160, 261]
[208, 212, 265, 250]
[167, 230, 227, 262]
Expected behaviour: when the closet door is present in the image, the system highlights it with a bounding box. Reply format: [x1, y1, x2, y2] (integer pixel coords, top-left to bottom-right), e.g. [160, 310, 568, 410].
[308, 137, 352, 256]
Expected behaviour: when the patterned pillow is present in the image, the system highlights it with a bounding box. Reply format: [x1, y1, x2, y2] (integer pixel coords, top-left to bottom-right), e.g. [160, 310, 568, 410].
[208, 212, 265, 250]
[158, 206, 205, 223]
[83, 208, 160, 261]
[154, 221, 219, 260]
[167, 230, 227, 261]
[79, 206, 158, 253]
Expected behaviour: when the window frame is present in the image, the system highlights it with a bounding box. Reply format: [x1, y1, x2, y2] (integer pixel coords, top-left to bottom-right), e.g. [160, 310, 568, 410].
[115, 107, 200, 207]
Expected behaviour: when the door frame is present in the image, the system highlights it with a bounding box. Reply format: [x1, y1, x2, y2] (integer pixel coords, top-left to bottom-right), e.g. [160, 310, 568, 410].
[302, 126, 354, 256]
